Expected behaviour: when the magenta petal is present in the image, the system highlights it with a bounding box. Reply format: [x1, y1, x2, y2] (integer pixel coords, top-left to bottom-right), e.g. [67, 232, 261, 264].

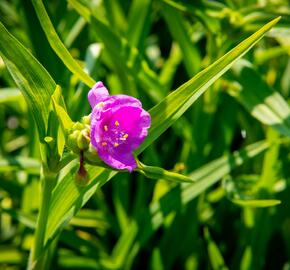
[106, 95, 142, 109]
[98, 149, 137, 172]
[90, 94, 142, 123]
[88, 81, 109, 108]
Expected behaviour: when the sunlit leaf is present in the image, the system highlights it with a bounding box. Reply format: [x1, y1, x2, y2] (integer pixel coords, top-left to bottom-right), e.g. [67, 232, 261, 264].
[231, 199, 281, 208]
[0, 21, 56, 139]
[229, 59, 290, 136]
[31, 0, 96, 87]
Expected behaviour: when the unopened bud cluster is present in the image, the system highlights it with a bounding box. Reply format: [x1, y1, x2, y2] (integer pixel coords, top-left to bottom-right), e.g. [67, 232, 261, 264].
[67, 116, 90, 152]
[66, 115, 101, 165]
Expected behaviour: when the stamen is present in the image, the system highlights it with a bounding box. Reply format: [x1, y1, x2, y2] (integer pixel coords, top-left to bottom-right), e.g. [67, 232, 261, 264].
[114, 142, 119, 147]
[97, 102, 105, 108]
[120, 133, 128, 141]
[115, 120, 120, 126]
[102, 142, 107, 146]
[104, 125, 108, 131]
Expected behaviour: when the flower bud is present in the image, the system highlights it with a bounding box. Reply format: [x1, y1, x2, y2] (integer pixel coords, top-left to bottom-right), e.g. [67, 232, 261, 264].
[81, 115, 90, 125]
[67, 119, 91, 153]
[77, 130, 90, 151]
[66, 118, 103, 166]
[67, 130, 81, 153]
[72, 122, 84, 130]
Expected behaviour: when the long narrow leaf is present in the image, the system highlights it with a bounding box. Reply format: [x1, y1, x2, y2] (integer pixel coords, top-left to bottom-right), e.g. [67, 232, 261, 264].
[31, 0, 96, 88]
[139, 17, 280, 152]
[137, 141, 269, 244]
[0, 156, 40, 174]
[161, 2, 201, 75]
[0, 21, 56, 139]
[68, 0, 165, 102]
[229, 60, 290, 136]
[108, 140, 269, 268]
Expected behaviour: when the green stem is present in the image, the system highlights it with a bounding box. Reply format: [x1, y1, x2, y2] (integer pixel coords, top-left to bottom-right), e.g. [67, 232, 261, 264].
[28, 168, 56, 270]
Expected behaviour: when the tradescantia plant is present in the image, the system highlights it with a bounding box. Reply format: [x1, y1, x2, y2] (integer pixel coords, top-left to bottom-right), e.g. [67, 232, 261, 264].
[0, 0, 290, 269]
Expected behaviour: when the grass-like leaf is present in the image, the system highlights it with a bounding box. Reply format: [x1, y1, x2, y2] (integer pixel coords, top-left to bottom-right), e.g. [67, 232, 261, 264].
[137, 141, 269, 244]
[31, 0, 96, 88]
[161, 2, 201, 75]
[68, 0, 165, 102]
[204, 228, 229, 270]
[0, 156, 40, 174]
[139, 17, 281, 152]
[231, 199, 281, 208]
[0, 21, 56, 140]
[101, 140, 269, 268]
[229, 59, 290, 136]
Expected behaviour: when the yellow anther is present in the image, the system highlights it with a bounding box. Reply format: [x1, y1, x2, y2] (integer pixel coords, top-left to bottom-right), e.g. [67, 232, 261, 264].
[104, 125, 108, 131]
[114, 142, 119, 147]
[120, 133, 129, 141]
[97, 102, 105, 108]
[101, 142, 107, 146]
[115, 120, 120, 126]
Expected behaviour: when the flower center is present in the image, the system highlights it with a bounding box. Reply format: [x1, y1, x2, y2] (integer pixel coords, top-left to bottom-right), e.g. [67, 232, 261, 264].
[101, 120, 129, 149]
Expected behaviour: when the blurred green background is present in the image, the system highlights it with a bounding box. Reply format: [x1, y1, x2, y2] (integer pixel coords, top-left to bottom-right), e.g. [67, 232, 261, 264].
[1, 0, 290, 269]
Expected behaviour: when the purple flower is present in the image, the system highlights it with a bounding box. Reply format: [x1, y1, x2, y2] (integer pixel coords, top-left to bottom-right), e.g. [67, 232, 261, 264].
[88, 82, 151, 172]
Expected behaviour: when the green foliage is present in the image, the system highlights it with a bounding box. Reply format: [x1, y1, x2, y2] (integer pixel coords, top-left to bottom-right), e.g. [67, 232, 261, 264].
[31, 0, 96, 88]
[0, 1, 290, 269]
[0, 21, 55, 141]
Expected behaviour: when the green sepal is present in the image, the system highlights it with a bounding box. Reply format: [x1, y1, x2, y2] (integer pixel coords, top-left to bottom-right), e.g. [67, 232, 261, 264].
[136, 160, 196, 183]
